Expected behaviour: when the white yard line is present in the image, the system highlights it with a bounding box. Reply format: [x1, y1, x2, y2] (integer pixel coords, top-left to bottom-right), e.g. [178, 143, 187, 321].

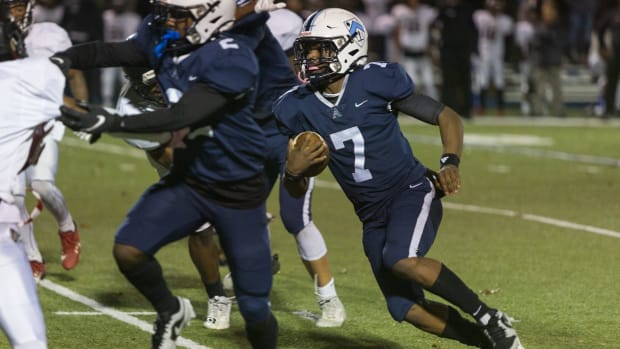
[40, 280, 212, 349]
[62, 137, 146, 159]
[442, 202, 620, 239]
[314, 178, 620, 238]
[54, 311, 157, 316]
[314, 180, 620, 239]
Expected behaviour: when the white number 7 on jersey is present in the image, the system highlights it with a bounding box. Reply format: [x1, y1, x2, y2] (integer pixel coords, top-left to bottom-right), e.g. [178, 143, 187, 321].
[330, 126, 373, 183]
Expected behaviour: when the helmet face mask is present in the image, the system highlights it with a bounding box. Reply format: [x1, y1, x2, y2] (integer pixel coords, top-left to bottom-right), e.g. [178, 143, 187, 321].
[294, 38, 340, 87]
[152, 0, 236, 45]
[1, 0, 34, 58]
[2, 0, 34, 36]
[294, 8, 368, 89]
[123, 66, 166, 107]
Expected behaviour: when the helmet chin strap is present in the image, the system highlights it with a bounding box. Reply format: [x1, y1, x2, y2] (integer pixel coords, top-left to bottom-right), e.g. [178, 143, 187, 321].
[308, 72, 344, 92]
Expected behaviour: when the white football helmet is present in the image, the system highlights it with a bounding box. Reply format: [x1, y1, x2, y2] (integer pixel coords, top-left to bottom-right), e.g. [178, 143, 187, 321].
[294, 8, 368, 88]
[25, 23, 72, 58]
[153, 0, 236, 45]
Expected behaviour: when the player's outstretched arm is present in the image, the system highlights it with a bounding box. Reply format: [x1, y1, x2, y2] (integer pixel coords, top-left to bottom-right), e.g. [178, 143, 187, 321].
[52, 40, 149, 70]
[59, 82, 239, 135]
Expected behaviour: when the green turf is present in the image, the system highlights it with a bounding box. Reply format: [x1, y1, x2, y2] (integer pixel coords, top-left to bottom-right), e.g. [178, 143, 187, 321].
[2, 119, 618, 349]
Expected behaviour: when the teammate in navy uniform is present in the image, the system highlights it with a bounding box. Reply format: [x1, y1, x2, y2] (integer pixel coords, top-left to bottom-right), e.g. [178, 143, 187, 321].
[274, 8, 524, 349]
[55, 0, 278, 348]
[188, 2, 346, 330]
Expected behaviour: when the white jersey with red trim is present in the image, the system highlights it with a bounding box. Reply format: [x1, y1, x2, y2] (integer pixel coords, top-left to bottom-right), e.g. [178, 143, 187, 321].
[0, 58, 57, 349]
[0, 57, 64, 221]
[392, 3, 437, 53]
[473, 9, 513, 60]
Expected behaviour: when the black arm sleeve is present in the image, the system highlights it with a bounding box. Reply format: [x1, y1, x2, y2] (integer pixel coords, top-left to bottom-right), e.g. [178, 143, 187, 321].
[118, 83, 235, 133]
[57, 40, 149, 69]
[392, 93, 445, 125]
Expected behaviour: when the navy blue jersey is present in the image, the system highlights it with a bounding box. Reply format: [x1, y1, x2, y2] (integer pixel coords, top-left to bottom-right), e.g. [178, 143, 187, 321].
[274, 62, 427, 220]
[131, 15, 265, 183]
[233, 13, 298, 127]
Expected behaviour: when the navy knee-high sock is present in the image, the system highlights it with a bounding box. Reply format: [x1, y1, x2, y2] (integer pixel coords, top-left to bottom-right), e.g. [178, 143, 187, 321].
[428, 264, 491, 322]
[120, 256, 177, 314]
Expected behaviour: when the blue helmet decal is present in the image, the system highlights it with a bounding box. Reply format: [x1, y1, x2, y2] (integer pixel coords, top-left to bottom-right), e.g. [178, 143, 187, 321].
[346, 18, 366, 45]
[348, 20, 364, 37]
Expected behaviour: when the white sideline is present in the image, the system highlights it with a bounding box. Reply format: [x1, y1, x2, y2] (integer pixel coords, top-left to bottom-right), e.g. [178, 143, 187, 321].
[39, 280, 213, 349]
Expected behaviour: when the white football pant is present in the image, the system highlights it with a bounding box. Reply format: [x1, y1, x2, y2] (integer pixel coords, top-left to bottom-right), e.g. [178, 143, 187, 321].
[0, 223, 47, 349]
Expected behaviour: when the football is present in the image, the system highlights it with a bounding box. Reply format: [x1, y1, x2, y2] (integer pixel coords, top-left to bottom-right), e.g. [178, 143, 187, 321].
[292, 131, 330, 177]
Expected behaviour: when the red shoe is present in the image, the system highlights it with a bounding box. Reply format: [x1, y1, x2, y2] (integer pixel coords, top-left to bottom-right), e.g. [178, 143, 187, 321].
[30, 260, 46, 283]
[59, 223, 81, 270]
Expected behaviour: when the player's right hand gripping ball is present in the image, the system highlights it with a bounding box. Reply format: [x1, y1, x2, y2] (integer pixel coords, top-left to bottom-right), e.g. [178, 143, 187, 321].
[292, 131, 329, 177]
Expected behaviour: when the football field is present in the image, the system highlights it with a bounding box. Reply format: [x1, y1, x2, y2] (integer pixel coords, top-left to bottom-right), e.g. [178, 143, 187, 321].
[3, 116, 619, 349]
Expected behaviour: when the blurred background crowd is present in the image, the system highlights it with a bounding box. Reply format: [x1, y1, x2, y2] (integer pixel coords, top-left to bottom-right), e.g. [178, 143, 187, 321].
[4, 0, 620, 119]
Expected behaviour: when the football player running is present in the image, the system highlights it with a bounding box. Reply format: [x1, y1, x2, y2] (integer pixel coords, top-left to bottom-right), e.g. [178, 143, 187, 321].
[54, 0, 279, 348]
[1, 0, 87, 281]
[0, 54, 73, 349]
[274, 8, 525, 349]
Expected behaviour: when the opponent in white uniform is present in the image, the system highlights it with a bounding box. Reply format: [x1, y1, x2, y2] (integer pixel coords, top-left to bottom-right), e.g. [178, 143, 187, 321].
[391, 0, 438, 99]
[473, 0, 513, 114]
[3, 0, 84, 281]
[0, 55, 67, 349]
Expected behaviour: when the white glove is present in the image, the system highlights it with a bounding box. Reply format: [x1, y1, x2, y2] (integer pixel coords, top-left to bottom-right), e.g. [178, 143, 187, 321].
[254, 0, 286, 13]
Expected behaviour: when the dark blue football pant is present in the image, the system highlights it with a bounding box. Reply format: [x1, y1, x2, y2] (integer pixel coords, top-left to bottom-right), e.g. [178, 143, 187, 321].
[362, 176, 443, 322]
[115, 177, 273, 323]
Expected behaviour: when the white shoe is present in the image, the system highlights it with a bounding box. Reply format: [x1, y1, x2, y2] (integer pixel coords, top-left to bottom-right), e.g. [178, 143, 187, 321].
[316, 295, 346, 327]
[204, 296, 233, 330]
[151, 296, 195, 349]
[480, 310, 525, 349]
